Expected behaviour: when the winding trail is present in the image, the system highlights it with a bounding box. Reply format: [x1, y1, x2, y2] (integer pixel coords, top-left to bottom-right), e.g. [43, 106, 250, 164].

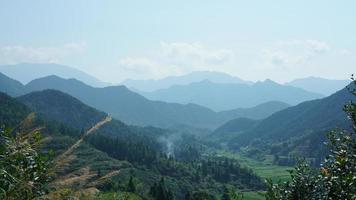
[56, 116, 112, 164]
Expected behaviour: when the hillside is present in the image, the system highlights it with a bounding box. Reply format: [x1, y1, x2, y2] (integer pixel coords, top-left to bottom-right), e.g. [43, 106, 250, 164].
[0, 63, 109, 87]
[2, 89, 267, 199]
[212, 118, 259, 142]
[221, 84, 355, 162]
[0, 72, 25, 96]
[18, 89, 107, 130]
[141, 79, 322, 111]
[0, 92, 31, 127]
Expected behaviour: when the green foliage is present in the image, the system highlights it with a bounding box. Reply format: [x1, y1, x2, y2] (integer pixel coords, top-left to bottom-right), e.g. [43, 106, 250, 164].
[18, 90, 107, 131]
[222, 185, 244, 200]
[0, 92, 31, 127]
[87, 133, 159, 166]
[126, 176, 136, 193]
[265, 161, 316, 199]
[265, 78, 356, 199]
[95, 192, 142, 200]
[149, 177, 174, 200]
[0, 127, 51, 199]
[185, 190, 217, 200]
[173, 134, 202, 162]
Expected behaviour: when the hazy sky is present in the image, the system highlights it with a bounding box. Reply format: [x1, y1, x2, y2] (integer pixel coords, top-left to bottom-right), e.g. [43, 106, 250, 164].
[0, 0, 355, 83]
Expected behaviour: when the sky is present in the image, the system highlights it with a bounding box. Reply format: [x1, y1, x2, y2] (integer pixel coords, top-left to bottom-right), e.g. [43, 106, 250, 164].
[0, 0, 355, 83]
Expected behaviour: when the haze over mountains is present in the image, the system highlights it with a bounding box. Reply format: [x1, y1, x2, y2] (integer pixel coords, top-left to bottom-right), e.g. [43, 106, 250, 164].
[0, 63, 350, 127]
[285, 76, 350, 96]
[122, 71, 253, 92]
[140, 79, 322, 111]
[0, 72, 288, 130]
[0, 63, 110, 87]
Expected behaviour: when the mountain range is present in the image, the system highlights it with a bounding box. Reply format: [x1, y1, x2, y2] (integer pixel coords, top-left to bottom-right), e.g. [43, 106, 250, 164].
[0, 72, 288, 130]
[140, 79, 322, 111]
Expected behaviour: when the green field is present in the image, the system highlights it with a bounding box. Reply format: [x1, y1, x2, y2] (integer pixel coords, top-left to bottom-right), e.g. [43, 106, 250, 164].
[217, 151, 292, 182]
[216, 151, 293, 199]
[243, 191, 265, 200]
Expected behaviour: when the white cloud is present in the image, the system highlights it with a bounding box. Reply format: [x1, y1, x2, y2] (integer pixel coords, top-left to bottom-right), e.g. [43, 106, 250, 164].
[118, 57, 174, 78]
[257, 39, 356, 82]
[0, 42, 86, 65]
[263, 39, 331, 66]
[160, 42, 234, 67]
[116, 42, 235, 80]
[305, 40, 330, 53]
[107, 39, 354, 83]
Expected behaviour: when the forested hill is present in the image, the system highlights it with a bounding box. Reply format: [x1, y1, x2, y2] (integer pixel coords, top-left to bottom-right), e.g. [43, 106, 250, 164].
[1, 87, 266, 199]
[17, 89, 163, 142]
[0, 72, 24, 96]
[18, 89, 107, 131]
[0, 92, 31, 127]
[221, 83, 355, 161]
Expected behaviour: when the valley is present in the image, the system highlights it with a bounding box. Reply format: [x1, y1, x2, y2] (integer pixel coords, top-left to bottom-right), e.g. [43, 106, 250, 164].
[1, 2, 355, 199]
[1, 69, 354, 199]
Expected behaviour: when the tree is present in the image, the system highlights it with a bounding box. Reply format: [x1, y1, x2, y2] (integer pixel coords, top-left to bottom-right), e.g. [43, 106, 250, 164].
[126, 175, 136, 193]
[190, 191, 216, 200]
[150, 177, 174, 200]
[222, 185, 244, 200]
[266, 77, 356, 199]
[0, 127, 51, 199]
[184, 191, 193, 200]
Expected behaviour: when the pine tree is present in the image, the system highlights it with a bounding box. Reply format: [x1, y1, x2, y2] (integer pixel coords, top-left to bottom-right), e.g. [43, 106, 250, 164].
[126, 175, 136, 193]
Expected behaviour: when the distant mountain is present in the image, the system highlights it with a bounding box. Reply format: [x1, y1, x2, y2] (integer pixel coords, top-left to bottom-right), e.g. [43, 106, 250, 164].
[141, 79, 322, 111]
[220, 83, 355, 159]
[122, 71, 253, 92]
[285, 76, 350, 96]
[23, 75, 222, 129]
[0, 73, 290, 130]
[0, 72, 25, 96]
[0, 63, 109, 87]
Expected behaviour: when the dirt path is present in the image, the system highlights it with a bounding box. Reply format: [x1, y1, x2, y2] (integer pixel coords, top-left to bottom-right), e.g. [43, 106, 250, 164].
[56, 116, 112, 164]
